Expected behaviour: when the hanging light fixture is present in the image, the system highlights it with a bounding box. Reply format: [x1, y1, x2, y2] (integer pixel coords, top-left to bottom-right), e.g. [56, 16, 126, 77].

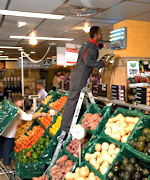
[29, 32, 38, 46]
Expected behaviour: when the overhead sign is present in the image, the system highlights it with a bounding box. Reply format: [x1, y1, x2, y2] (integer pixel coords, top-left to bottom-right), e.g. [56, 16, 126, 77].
[18, 59, 51, 69]
[127, 61, 139, 78]
[65, 43, 81, 66]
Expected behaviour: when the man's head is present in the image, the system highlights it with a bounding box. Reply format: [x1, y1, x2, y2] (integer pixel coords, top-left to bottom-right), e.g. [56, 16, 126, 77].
[24, 86, 30, 95]
[12, 94, 24, 107]
[89, 26, 102, 42]
[36, 82, 43, 91]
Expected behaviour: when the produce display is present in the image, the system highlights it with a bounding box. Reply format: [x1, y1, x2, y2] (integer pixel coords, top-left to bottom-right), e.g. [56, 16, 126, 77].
[81, 113, 102, 131]
[49, 155, 75, 179]
[16, 135, 51, 163]
[15, 121, 32, 139]
[49, 115, 62, 135]
[107, 157, 150, 180]
[38, 114, 53, 129]
[41, 95, 52, 105]
[34, 107, 44, 115]
[129, 128, 150, 154]
[49, 95, 67, 111]
[85, 142, 120, 175]
[65, 166, 101, 180]
[104, 114, 139, 143]
[66, 138, 89, 158]
[14, 125, 45, 153]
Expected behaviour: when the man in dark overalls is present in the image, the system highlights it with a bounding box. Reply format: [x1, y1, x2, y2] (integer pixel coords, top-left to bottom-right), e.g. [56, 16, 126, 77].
[61, 26, 106, 133]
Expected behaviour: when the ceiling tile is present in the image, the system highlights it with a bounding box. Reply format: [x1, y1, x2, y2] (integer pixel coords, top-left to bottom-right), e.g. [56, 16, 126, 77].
[9, 0, 65, 13]
[67, 0, 122, 9]
[130, 11, 150, 21]
[0, 40, 18, 46]
[0, 0, 7, 9]
[94, 1, 150, 20]
[0, 16, 42, 37]
[36, 16, 85, 36]
[87, 18, 120, 24]
[133, 0, 150, 3]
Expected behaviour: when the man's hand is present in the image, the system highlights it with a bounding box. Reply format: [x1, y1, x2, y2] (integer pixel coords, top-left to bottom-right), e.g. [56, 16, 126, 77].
[103, 60, 110, 67]
[103, 43, 109, 49]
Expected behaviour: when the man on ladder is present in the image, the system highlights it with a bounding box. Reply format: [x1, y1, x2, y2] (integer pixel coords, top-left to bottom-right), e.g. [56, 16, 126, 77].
[60, 26, 108, 134]
[46, 26, 110, 171]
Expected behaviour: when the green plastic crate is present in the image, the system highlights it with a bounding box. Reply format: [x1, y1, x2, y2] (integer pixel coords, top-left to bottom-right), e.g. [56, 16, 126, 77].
[46, 150, 78, 179]
[101, 108, 144, 146]
[83, 135, 121, 180]
[106, 145, 150, 180]
[0, 100, 18, 135]
[127, 115, 150, 162]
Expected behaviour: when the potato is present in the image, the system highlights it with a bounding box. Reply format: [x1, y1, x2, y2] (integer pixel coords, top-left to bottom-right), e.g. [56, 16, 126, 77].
[121, 135, 128, 143]
[95, 143, 102, 152]
[102, 142, 109, 151]
[104, 128, 112, 135]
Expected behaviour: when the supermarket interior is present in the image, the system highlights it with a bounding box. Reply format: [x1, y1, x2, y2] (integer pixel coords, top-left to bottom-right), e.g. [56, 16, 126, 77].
[0, 0, 150, 180]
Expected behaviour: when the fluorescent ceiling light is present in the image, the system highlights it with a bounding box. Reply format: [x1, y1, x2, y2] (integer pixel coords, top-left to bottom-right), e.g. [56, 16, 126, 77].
[83, 26, 90, 33]
[0, 46, 23, 50]
[0, 10, 65, 20]
[0, 56, 8, 58]
[9, 36, 74, 41]
[18, 21, 27, 28]
[0, 51, 4, 53]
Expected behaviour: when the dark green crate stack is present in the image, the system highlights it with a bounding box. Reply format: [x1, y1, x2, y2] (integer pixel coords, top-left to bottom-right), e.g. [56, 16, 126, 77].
[0, 99, 18, 135]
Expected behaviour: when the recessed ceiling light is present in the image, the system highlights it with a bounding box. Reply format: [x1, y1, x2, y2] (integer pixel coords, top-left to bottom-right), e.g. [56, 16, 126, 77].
[30, 51, 36, 54]
[83, 26, 90, 33]
[18, 21, 27, 28]
[9, 36, 74, 41]
[29, 38, 38, 46]
[0, 10, 65, 20]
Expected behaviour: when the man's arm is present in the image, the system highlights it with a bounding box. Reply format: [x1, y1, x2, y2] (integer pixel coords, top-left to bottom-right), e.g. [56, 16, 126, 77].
[84, 48, 104, 69]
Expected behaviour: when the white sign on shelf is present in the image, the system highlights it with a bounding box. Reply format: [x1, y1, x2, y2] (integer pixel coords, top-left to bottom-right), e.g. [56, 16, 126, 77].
[127, 61, 139, 78]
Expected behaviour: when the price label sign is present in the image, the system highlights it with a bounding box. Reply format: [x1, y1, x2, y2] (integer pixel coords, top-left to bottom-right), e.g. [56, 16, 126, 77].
[127, 61, 139, 78]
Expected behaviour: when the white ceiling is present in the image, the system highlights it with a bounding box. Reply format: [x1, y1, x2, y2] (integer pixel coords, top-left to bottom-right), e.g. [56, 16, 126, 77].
[67, 0, 122, 9]
[0, 0, 150, 58]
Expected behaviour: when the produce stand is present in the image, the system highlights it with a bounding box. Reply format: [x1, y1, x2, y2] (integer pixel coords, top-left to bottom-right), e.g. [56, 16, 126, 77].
[3, 89, 150, 180]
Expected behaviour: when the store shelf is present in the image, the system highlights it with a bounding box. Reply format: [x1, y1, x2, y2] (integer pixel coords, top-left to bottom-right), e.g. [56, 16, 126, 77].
[59, 89, 150, 111]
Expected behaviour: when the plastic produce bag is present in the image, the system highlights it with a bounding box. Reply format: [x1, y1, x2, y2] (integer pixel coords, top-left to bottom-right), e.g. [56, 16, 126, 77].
[15, 159, 46, 179]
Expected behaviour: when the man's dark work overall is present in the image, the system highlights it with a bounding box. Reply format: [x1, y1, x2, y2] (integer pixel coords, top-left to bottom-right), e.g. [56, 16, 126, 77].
[60, 38, 104, 133]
